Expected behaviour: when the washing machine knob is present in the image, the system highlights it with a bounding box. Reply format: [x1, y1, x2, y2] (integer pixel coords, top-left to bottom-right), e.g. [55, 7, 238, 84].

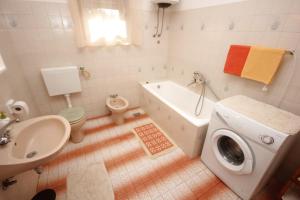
[261, 135, 274, 145]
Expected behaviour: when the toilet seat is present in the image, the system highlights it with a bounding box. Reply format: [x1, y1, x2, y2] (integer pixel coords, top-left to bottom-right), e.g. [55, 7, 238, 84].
[59, 107, 85, 124]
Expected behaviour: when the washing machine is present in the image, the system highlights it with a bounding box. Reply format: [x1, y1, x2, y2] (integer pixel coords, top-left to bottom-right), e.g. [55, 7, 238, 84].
[201, 95, 300, 200]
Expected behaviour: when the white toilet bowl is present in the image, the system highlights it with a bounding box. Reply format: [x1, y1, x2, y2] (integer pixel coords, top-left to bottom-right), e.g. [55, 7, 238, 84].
[106, 95, 129, 125]
[59, 107, 86, 143]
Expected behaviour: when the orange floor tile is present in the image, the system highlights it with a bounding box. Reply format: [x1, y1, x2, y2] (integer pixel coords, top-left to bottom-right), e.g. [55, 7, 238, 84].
[36, 108, 240, 200]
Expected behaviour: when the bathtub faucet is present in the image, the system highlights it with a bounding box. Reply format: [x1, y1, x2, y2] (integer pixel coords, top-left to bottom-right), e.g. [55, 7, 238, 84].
[187, 71, 220, 100]
[188, 71, 206, 86]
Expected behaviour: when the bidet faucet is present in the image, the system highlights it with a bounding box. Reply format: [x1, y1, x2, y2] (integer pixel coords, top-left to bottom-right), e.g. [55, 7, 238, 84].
[0, 118, 19, 145]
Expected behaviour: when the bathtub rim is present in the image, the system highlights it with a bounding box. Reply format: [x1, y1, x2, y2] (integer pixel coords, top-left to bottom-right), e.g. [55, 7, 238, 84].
[140, 80, 215, 127]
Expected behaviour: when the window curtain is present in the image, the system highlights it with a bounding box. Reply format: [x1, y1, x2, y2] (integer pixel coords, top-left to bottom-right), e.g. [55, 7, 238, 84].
[68, 0, 142, 47]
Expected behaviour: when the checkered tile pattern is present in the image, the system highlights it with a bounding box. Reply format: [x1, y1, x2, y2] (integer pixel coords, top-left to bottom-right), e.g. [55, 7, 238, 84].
[36, 108, 241, 200]
[134, 123, 174, 155]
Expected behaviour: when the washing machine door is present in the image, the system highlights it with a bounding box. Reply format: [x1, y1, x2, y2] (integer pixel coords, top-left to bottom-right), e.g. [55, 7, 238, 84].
[211, 129, 253, 175]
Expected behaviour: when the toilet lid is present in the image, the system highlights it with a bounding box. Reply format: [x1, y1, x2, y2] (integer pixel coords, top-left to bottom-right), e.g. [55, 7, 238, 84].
[59, 107, 85, 124]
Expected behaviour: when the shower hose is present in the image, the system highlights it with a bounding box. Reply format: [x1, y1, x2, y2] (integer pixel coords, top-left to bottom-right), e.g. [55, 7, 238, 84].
[194, 81, 206, 116]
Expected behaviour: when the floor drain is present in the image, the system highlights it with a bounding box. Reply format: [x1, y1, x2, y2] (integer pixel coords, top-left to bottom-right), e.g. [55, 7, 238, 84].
[26, 151, 37, 158]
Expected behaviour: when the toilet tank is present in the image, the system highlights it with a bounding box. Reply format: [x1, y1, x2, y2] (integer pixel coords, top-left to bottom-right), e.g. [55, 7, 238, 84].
[41, 66, 82, 96]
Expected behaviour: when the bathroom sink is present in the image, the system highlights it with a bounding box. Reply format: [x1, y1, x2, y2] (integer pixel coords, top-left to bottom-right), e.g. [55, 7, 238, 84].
[0, 115, 70, 180]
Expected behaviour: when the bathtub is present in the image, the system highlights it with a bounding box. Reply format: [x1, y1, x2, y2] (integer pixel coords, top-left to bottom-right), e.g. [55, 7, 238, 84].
[139, 80, 215, 158]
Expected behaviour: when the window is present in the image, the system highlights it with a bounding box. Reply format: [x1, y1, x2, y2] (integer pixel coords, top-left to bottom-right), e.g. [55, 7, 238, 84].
[68, 0, 142, 47]
[87, 8, 128, 44]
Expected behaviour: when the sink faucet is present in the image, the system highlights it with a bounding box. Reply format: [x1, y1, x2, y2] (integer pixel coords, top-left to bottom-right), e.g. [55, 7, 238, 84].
[0, 118, 19, 145]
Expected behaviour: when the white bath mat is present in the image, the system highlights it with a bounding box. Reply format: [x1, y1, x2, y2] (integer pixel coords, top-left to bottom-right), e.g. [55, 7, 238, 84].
[67, 162, 114, 200]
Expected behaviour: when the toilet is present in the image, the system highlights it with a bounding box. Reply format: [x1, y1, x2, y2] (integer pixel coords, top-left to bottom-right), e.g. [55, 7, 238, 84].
[106, 94, 129, 125]
[41, 66, 87, 143]
[59, 107, 86, 143]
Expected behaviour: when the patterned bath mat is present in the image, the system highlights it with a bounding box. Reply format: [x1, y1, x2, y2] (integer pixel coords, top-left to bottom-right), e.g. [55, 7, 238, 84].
[133, 123, 176, 158]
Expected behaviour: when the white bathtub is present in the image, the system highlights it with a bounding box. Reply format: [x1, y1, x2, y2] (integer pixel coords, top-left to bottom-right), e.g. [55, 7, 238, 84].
[140, 80, 215, 158]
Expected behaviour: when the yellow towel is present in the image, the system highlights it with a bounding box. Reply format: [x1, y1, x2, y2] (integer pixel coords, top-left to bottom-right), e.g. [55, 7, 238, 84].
[241, 46, 285, 84]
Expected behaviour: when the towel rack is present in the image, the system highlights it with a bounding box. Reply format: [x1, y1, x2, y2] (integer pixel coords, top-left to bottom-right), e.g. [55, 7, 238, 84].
[262, 49, 295, 92]
[286, 50, 295, 55]
[79, 66, 91, 79]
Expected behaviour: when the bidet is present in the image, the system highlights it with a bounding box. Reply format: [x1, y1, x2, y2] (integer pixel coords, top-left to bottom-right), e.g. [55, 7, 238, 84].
[106, 95, 129, 124]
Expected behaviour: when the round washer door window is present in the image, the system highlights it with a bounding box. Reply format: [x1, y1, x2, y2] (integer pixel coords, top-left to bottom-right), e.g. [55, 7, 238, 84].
[218, 135, 245, 166]
[211, 129, 253, 174]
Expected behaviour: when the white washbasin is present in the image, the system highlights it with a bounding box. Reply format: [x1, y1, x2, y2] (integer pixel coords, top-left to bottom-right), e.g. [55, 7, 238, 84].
[0, 115, 70, 180]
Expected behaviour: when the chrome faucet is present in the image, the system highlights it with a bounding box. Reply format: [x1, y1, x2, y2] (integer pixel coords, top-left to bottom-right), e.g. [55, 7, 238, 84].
[187, 71, 220, 100]
[0, 118, 19, 145]
[187, 71, 206, 86]
[109, 94, 118, 98]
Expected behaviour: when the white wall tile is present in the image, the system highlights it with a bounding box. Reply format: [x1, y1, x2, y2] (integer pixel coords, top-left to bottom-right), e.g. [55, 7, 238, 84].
[46, 3, 61, 15]
[271, 0, 293, 15]
[284, 15, 300, 33]
[251, 15, 274, 32]
[0, 0, 168, 118]
[48, 15, 64, 29]
[0, 0, 32, 14]
[0, 31, 39, 118]
[289, 0, 300, 14]
[167, 0, 300, 182]
[32, 14, 51, 28]
[0, 14, 8, 29]
[276, 33, 300, 50]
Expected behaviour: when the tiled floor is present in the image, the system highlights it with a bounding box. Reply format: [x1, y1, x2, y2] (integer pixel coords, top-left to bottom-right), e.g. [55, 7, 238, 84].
[37, 108, 240, 200]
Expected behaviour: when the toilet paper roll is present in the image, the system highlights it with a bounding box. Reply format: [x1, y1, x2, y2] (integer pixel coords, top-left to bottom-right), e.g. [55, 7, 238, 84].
[11, 101, 30, 118]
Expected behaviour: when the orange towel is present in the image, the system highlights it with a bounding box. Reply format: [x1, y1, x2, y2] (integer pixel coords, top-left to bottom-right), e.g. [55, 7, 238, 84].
[241, 46, 285, 84]
[224, 45, 251, 76]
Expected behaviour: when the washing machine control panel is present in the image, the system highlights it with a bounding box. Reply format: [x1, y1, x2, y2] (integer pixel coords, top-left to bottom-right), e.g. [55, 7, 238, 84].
[260, 135, 274, 145]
